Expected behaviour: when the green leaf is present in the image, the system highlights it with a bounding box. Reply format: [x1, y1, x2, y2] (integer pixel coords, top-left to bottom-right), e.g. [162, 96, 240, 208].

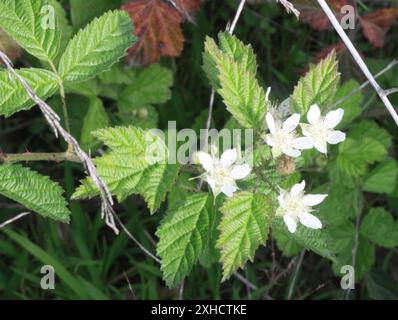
[136, 163, 180, 214]
[0, 0, 61, 62]
[48, 0, 73, 61]
[64, 78, 101, 97]
[70, 0, 122, 30]
[272, 218, 337, 262]
[218, 33, 257, 75]
[72, 126, 178, 213]
[350, 120, 392, 149]
[118, 105, 159, 129]
[329, 221, 356, 253]
[117, 65, 171, 128]
[202, 33, 267, 128]
[80, 98, 110, 151]
[317, 182, 361, 226]
[337, 138, 387, 176]
[291, 52, 340, 115]
[58, 10, 136, 82]
[217, 192, 271, 280]
[333, 80, 362, 128]
[156, 193, 211, 288]
[203, 33, 257, 89]
[202, 36, 223, 89]
[216, 53, 267, 128]
[199, 199, 221, 268]
[0, 164, 70, 223]
[360, 207, 398, 248]
[168, 173, 196, 210]
[98, 63, 133, 85]
[363, 161, 398, 195]
[273, 230, 302, 257]
[366, 270, 398, 300]
[119, 64, 173, 108]
[0, 68, 59, 117]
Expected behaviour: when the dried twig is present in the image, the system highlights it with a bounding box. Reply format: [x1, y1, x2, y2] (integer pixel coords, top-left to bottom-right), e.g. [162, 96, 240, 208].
[330, 59, 398, 110]
[0, 50, 118, 234]
[277, 0, 300, 17]
[0, 212, 31, 229]
[234, 272, 258, 290]
[385, 88, 398, 96]
[317, 0, 398, 126]
[229, 0, 247, 35]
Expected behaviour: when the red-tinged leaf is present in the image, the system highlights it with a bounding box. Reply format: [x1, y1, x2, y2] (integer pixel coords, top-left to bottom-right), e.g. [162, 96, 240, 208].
[300, 43, 348, 75]
[122, 0, 200, 65]
[314, 42, 346, 63]
[359, 8, 398, 48]
[294, 0, 349, 31]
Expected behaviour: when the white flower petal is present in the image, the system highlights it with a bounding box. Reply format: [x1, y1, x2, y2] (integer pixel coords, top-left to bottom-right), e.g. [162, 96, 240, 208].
[293, 137, 313, 150]
[300, 123, 311, 137]
[303, 194, 327, 206]
[283, 215, 297, 233]
[307, 104, 321, 125]
[206, 176, 216, 190]
[264, 135, 274, 147]
[299, 212, 322, 229]
[220, 149, 237, 168]
[266, 113, 276, 134]
[230, 164, 251, 180]
[277, 194, 285, 208]
[283, 113, 300, 133]
[313, 140, 328, 154]
[290, 180, 305, 196]
[197, 151, 214, 172]
[221, 184, 238, 197]
[283, 147, 301, 158]
[324, 108, 344, 129]
[326, 130, 346, 145]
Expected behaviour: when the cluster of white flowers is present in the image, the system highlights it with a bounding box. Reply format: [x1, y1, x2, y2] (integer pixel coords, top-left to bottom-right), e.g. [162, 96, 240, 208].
[196, 103, 342, 234]
[264, 104, 346, 157]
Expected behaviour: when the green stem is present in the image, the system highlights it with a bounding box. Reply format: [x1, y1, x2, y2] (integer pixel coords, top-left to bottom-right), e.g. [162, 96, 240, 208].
[48, 60, 71, 139]
[287, 249, 306, 300]
[0, 152, 80, 164]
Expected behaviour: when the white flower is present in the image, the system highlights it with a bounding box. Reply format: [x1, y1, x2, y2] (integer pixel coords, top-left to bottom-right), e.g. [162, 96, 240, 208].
[300, 104, 346, 154]
[197, 148, 251, 197]
[277, 180, 327, 233]
[264, 112, 313, 158]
